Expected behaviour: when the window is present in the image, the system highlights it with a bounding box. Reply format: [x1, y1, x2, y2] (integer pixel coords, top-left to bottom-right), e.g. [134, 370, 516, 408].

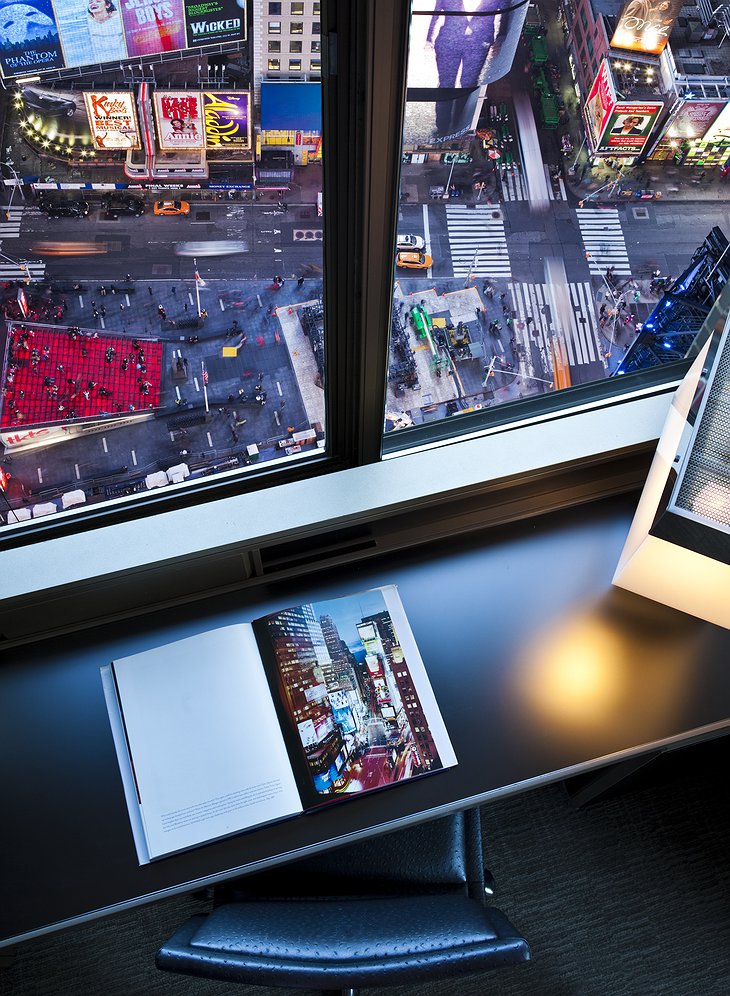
[313, 1, 320, 11]
[311, 39, 321, 52]
[291, 21, 304, 33]
[290, 40, 303, 52]
[267, 58, 281, 70]
[268, 1, 281, 12]
[586, 35, 594, 55]
[268, 20, 281, 33]
[289, 58, 302, 70]
[291, 1, 304, 11]
[0, 0, 712, 608]
[268, 40, 281, 52]
[312, 21, 320, 33]
[580, 8, 588, 30]
[310, 59, 321, 71]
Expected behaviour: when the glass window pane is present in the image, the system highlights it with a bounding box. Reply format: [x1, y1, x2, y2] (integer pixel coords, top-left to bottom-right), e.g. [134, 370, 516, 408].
[312, 21, 320, 34]
[291, 22, 304, 34]
[311, 40, 321, 53]
[291, 1, 304, 13]
[1, 29, 326, 533]
[384, 0, 730, 437]
[290, 40, 303, 53]
[268, 1, 282, 13]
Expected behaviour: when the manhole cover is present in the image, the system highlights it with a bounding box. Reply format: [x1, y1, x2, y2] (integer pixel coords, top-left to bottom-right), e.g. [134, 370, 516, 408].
[632, 206, 650, 219]
[293, 229, 323, 240]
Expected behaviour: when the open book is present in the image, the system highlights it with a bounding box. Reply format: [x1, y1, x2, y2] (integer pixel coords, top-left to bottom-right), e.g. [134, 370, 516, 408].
[101, 585, 457, 864]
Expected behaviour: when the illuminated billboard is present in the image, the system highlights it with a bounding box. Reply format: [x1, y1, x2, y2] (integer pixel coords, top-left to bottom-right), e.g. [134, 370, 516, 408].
[184, 0, 245, 47]
[610, 0, 684, 57]
[584, 60, 616, 150]
[203, 91, 250, 149]
[700, 102, 730, 143]
[0, 0, 64, 76]
[407, 0, 529, 88]
[663, 101, 727, 143]
[154, 90, 204, 150]
[0, 0, 246, 77]
[595, 101, 662, 155]
[83, 91, 140, 149]
[53, 0, 128, 69]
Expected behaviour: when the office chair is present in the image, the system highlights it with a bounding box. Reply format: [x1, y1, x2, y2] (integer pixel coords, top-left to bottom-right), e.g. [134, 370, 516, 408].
[156, 807, 531, 994]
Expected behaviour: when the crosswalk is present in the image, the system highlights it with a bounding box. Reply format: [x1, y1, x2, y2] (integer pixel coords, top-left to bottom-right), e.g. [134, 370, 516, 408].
[0, 205, 24, 238]
[445, 204, 511, 278]
[509, 280, 605, 371]
[577, 207, 631, 276]
[499, 164, 568, 202]
[0, 259, 46, 281]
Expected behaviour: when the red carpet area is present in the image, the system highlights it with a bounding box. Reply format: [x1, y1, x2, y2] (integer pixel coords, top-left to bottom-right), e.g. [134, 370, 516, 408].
[1, 324, 164, 429]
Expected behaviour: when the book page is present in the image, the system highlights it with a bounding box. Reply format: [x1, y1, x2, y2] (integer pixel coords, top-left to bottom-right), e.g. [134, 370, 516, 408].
[256, 584, 457, 801]
[107, 624, 302, 863]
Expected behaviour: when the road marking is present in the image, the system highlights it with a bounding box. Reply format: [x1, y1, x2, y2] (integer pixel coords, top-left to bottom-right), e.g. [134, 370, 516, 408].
[169, 431, 175, 441]
[175, 385, 181, 399]
[37, 467, 43, 484]
[75, 464, 80, 479]
[193, 377, 200, 391]
[131, 450, 137, 466]
[508, 279, 603, 375]
[276, 380, 283, 395]
[188, 291, 194, 305]
[78, 295, 84, 307]
[445, 204, 510, 277]
[274, 410, 281, 425]
[219, 297, 225, 311]
[0, 260, 45, 280]
[102, 436, 108, 452]
[207, 431, 213, 447]
[500, 166, 526, 201]
[577, 208, 631, 276]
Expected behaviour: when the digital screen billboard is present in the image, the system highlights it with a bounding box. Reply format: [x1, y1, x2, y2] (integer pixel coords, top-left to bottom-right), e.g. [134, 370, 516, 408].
[83, 90, 140, 149]
[203, 90, 250, 149]
[663, 101, 727, 143]
[184, 0, 244, 47]
[53, 0, 128, 69]
[699, 102, 730, 143]
[584, 60, 616, 150]
[407, 0, 529, 88]
[0, 0, 246, 76]
[154, 90, 204, 149]
[0, 0, 64, 76]
[596, 101, 662, 155]
[610, 0, 683, 57]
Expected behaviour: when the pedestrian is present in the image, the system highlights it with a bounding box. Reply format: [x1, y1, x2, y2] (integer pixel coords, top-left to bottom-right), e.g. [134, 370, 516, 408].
[184, 301, 189, 312]
[100, 305, 106, 317]
[148, 286, 153, 296]
[120, 303, 125, 312]
[297, 276, 305, 287]
[171, 285, 177, 295]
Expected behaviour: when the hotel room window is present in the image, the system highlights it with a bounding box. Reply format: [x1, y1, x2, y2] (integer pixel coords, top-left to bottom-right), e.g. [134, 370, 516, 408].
[269, 20, 282, 33]
[290, 40, 303, 52]
[291, 1, 305, 12]
[289, 59, 302, 71]
[291, 22, 304, 33]
[268, 1, 282, 12]
[268, 57, 281, 70]
[269, 40, 281, 52]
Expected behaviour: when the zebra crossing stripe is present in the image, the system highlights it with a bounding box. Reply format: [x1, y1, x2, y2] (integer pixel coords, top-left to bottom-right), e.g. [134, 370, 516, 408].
[445, 205, 510, 277]
[509, 280, 602, 372]
[0, 205, 24, 237]
[577, 208, 631, 275]
[544, 165, 568, 201]
[500, 167, 526, 201]
[0, 262, 46, 279]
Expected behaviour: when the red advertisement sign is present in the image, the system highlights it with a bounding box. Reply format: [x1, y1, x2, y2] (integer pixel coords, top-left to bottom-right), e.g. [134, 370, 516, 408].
[584, 61, 616, 150]
[597, 101, 662, 155]
[153, 90, 204, 150]
[121, 0, 186, 56]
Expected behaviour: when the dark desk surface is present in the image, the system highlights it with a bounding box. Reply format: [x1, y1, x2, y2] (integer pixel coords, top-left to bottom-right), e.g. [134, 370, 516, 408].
[3, 493, 730, 947]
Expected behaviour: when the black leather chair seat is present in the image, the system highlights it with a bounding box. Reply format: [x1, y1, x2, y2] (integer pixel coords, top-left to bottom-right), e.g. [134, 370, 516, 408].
[157, 894, 529, 988]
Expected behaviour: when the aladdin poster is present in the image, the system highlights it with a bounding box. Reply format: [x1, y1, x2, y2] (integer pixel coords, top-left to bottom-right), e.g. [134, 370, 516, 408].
[121, 0, 186, 56]
[203, 90, 250, 149]
[184, 0, 245, 48]
[83, 90, 141, 149]
[154, 90, 204, 149]
[0, 0, 64, 77]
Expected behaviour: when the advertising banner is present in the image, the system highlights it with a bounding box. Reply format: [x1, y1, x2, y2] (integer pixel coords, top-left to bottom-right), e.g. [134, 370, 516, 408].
[0, 0, 65, 77]
[203, 90, 250, 149]
[154, 90, 204, 149]
[584, 60, 616, 149]
[120, 0, 186, 56]
[184, 0, 245, 47]
[663, 100, 726, 143]
[700, 101, 730, 143]
[596, 101, 662, 155]
[407, 0, 529, 88]
[53, 0, 128, 69]
[610, 0, 684, 57]
[83, 90, 141, 149]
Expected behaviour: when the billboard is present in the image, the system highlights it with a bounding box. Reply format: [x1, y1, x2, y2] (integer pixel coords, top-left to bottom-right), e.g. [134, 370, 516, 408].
[610, 0, 684, 57]
[120, 0, 186, 56]
[584, 60, 616, 149]
[0, 0, 64, 76]
[53, 0, 128, 69]
[596, 101, 662, 155]
[407, 0, 529, 88]
[700, 102, 730, 143]
[83, 91, 140, 149]
[184, 0, 245, 47]
[663, 101, 727, 143]
[203, 90, 250, 149]
[154, 90, 204, 150]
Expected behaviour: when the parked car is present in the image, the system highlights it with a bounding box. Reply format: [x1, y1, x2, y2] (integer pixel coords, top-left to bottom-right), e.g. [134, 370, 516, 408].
[153, 199, 190, 216]
[396, 249, 433, 270]
[396, 233, 426, 251]
[101, 194, 145, 219]
[41, 198, 89, 219]
[22, 86, 77, 118]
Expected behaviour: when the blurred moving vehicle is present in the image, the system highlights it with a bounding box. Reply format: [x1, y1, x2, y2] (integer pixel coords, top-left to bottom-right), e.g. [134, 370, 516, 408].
[41, 198, 89, 219]
[102, 194, 145, 219]
[31, 242, 107, 255]
[175, 240, 248, 257]
[396, 234, 426, 251]
[153, 200, 190, 216]
[396, 249, 433, 270]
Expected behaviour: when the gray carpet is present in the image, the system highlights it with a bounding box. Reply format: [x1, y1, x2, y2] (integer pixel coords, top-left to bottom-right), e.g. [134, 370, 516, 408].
[3, 737, 730, 996]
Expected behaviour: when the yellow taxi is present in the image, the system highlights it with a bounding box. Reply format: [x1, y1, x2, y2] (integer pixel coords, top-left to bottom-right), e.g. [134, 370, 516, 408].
[396, 249, 433, 270]
[153, 199, 191, 216]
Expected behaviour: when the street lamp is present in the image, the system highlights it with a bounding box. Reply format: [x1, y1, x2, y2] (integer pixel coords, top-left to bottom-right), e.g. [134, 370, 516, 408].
[0, 249, 31, 284]
[1, 159, 26, 210]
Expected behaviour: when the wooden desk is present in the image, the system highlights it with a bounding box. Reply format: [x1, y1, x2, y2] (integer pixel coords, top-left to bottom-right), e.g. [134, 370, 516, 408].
[3, 493, 730, 947]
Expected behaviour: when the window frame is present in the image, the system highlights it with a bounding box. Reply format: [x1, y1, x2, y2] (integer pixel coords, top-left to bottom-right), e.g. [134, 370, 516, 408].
[0, 0, 699, 613]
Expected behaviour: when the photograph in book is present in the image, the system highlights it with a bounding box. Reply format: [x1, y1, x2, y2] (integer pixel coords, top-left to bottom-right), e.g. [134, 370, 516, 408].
[261, 586, 454, 796]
